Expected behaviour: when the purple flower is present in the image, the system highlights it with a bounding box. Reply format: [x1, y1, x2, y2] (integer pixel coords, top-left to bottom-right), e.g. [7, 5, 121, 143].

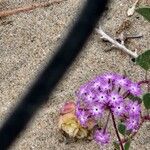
[76, 84, 88, 99]
[126, 101, 141, 117]
[75, 72, 143, 145]
[91, 77, 103, 91]
[128, 83, 142, 96]
[89, 102, 104, 118]
[94, 129, 110, 145]
[115, 75, 131, 89]
[111, 102, 126, 116]
[76, 109, 89, 127]
[96, 92, 108, 104]
[108, 92, 123, 107]
[101, 72, 116, 82]
[125, 117, 140, 131]
[100, 81, 112, 92]
[83, 90, 96, 104]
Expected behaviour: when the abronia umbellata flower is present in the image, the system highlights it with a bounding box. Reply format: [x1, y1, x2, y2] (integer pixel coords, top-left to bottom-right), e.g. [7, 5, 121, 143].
[75, 72, 142, 146]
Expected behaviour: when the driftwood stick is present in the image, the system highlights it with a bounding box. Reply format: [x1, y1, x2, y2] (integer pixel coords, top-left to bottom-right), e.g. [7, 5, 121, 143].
[0, 0, 65, 18]
[95, 27, 138, 58]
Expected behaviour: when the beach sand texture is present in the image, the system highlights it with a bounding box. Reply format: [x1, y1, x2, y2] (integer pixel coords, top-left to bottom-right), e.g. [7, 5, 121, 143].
[0, 0, 150, 149]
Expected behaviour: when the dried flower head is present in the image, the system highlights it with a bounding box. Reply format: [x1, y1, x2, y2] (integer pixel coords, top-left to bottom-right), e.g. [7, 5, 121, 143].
[59, 101, 95, 139]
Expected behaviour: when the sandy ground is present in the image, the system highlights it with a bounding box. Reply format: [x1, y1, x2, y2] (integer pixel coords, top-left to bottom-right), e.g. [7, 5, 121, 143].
[0, 0, 150, 149]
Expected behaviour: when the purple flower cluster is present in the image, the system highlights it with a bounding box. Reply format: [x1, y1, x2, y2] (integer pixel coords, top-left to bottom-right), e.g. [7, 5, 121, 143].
[75, 73, 142, 146]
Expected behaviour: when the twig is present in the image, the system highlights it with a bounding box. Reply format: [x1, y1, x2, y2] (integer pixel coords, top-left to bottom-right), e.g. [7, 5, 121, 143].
[126, 34, 143, 39]
[111, 111, 124, 150]
[116, 33, 143, 45]
[0, 0, 65, 18]
[95, 27, 138, 58]
[127, 0, 139, 17]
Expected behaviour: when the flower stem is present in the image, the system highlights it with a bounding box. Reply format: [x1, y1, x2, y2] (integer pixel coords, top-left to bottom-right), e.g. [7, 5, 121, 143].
[123, 91, 130, 99]
[145, 71, 150, 92]
[138, 80, 149, 86]
[104, 111, 111, 132]
[111, 111, 124, 150]
[145, 71, 150, 116]
[142, 115, 150, 121]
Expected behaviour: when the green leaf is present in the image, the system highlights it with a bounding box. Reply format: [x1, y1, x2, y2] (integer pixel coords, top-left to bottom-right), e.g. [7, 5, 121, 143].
[136, 7, 150, 21]
[118, 123, 126, 135]
[136, 50, 150, 70]
[113, 142, 120, 150]
[143, 93, 150, 109]
[124, 141, 131, 150]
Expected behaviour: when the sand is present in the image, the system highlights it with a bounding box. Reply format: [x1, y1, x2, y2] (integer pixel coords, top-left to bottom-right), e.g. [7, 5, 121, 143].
[0, 0, 150, 149]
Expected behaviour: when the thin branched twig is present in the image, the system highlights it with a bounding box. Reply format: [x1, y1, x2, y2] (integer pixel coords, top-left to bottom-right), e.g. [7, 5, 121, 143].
[95, 27, 138, 58]
[127, 0, 139, 17]
[0, 0, 66, 18]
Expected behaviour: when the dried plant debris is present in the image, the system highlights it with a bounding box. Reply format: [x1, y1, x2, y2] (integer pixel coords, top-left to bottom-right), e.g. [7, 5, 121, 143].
[58, 101, 95, 141]
[115, 20, 143, 46]
[115, 20, 132, 36]
[95, 17, 144, 59]
[127, 0, 139, 17]
[0, 0, 66, 18]
[0, 20, 13, 26]
[95, 26, 138, 58]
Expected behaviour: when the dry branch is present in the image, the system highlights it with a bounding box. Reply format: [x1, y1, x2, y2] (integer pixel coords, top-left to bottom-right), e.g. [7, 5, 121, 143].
[127, 0, 139, 17]
[95, 27, 138, 58]
[0, 0, 65, 18]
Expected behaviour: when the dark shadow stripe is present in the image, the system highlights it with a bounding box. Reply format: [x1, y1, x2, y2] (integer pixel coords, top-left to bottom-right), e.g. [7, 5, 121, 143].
[0, 0, 109, 149]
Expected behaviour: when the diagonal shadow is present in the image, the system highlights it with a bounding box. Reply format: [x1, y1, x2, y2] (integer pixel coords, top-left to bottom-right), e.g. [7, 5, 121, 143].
[0, 0, 109, 149]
